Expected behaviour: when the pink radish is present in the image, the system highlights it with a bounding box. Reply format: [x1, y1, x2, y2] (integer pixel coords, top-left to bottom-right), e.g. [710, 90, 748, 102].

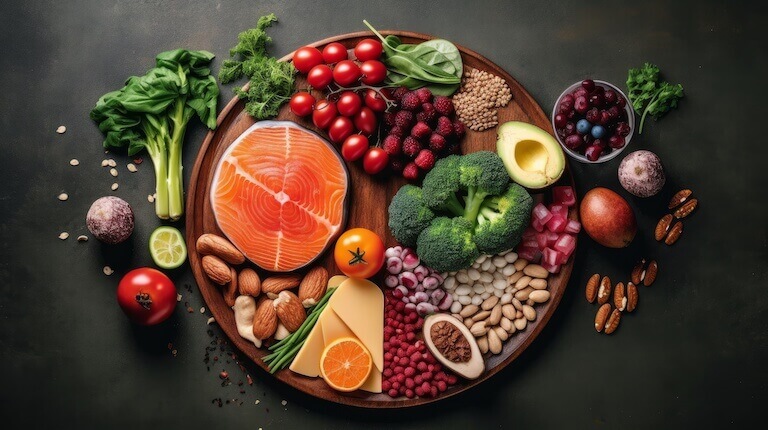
[532, 203, 553, 224]
[554, 234, 576, 257]
[564, 219, 581, 234]
[546, 215, 567, 233]
[553, 186, 576, 207]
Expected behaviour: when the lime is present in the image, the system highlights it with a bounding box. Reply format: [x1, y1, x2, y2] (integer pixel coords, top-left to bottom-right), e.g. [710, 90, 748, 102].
[149, 226, 187, 269]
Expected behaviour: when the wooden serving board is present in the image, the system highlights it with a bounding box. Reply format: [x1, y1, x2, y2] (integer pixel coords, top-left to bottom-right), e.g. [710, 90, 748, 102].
[186, 31, 577, 408]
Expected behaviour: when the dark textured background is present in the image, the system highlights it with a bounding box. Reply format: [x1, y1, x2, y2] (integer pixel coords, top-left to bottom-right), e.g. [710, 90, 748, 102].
[1, 0, 766, 428]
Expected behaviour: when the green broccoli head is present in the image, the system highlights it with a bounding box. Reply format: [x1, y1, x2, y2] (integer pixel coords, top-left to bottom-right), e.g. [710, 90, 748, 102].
[473, 183, 533, 255]
[421, 155, 464, 215]
[416, 216, 479, 273]
[458, 151, 510, 196]
[388, 184, 435, 247]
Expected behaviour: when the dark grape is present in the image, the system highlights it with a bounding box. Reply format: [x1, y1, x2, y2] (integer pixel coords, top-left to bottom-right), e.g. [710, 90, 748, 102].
[581, 79, 595, 93]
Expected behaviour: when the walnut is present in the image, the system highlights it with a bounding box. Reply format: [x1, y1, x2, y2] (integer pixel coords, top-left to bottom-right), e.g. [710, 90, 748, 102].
[430, 320, 472, 363]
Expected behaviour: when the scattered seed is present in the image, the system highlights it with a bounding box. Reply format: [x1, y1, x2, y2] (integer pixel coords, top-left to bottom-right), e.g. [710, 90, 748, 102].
[69, 159, 79, 166]
[107, 159, 117, 167]
[281, 400, 287, 406]
[177, 293, 182, 302]
[101, 159, 110, 167]
[103, 266, 114, 276]
[133, 157, 143, 165]
[56, 125, 66, 134]
[77, 235, 88, 242]
[127, 163, 137, 172]
[207, 317, 216, 325]
[109, 168, 118, 177]
[111, 183, 119, 191]
[148, 194, 155, 203]
[58, 193, 68, 201]
[58, 232, 69, 240]
[255, 400, 260, 405]
[200, 307, 206, 314]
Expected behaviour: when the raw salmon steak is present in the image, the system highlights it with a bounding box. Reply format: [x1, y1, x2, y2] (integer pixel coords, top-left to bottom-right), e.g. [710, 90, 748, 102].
[210, 121, 349, 272]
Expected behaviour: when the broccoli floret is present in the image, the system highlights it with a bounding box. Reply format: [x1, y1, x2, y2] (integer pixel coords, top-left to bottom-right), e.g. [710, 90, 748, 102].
[458, 151, 510, 224]
[388, 185, 435, 247]
[421, 155, 464, 216]
[416, 216, 479, 272]
[473, 183, 533, 255]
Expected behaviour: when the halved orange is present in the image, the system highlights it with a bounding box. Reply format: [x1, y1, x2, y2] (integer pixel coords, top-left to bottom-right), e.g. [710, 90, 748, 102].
[319, 337, 372, 392]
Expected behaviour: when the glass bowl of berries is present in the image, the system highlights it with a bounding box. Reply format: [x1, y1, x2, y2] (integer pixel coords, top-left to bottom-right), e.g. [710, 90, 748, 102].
[552, 79, 634, 163]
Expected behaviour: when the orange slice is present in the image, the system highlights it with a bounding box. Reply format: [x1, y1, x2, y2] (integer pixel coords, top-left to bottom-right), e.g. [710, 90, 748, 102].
[319, 337, 372, 392]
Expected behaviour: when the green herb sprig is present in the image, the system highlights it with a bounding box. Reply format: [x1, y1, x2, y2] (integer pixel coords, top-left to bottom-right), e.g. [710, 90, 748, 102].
[626, 63, 684, 134]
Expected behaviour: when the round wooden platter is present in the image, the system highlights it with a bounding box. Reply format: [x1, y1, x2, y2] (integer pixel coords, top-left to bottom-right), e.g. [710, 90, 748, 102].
[186, 31, 578, 408]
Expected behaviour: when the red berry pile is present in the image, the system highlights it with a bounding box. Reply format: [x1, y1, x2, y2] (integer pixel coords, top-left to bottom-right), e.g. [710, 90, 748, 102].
[383, 289, 458, 399]
[383, 87, 465, 181]
[554, 79, 632, 162]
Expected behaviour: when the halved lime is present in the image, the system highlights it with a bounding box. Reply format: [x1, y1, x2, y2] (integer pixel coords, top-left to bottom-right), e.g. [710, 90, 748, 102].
[149, 226, 187, 269]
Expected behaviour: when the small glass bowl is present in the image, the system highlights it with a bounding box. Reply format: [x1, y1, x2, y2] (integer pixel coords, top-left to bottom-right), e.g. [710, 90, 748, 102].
[551, 80, 635, 164]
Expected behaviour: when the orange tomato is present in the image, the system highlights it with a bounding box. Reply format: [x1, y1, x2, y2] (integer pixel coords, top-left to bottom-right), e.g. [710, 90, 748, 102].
[333, 228, 385, 279]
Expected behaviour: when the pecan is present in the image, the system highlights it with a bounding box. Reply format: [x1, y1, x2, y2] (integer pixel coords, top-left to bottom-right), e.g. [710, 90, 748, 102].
[626, 282, 638, 312]
[665, 221, 683, 245]
[613, 282, 626, 311]
[585, 273, 600, 303]
[668, 189, 692, 210]
[643, 260, 658, 286]
[597, 276, 612, 305]
[595, 304, 611, 332]
[604, 309, 622, 334]
[631, 259, 646, 285]
[674, 198, 698, 219]
[655, 214, 673, 241]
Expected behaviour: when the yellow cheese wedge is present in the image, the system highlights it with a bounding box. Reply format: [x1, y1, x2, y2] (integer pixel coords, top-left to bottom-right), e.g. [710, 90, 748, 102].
[327, 275, 348, 288]
[328, 278, 384, 372]
[360, 367, 382, 393]
[288, 318, 324, 377]
[320, 308, 355, 347]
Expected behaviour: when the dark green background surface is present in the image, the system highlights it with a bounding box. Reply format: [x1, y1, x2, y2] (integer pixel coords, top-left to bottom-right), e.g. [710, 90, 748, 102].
[1, 1, 766, 428]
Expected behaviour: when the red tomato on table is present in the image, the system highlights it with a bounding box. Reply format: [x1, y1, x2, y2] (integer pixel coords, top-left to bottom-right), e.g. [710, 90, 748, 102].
[117, 268, 177, 325]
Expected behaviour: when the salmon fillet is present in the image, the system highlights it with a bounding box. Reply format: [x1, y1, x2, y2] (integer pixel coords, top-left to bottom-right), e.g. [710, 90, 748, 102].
[211, 121, 349, 272]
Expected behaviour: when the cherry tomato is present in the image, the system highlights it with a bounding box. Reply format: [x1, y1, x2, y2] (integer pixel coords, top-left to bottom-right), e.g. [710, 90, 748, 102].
[360, 60, 387, 85]
[117, 268, 177, 325]
[333, 60, 362, 87]
[364, 89, 388, 112]
[354, 39, 383, 61]
[363, 147, 389, 174]
[312, 100, 337, 129]
[341, 134, 369, 162]
[289, 92, 316, 117]
[293, 46, 324, 73]
[337, 91, 363, 117]
[307, 64, 334, 89]
[354, 107, 378, 135]
[333, 228, 385, 279]
[322, 42, 348, 64]
[328, 116, 355, 143]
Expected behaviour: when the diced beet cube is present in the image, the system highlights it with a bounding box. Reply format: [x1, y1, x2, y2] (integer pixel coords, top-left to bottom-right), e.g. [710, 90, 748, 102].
[516, 246, 540, 262]
[554, 250, 569, 265]
[542, 247, 558, 266]
[520, 240, 539, 250]
[546, 231, 559, 247]
[522, 227, 538, 241]
[532, 216, 545, 232]
[546, 215, 567, 233]
[532, 203, 552, 224]
[549, 204, 568, 219]
[553, 186, 576, 207]
[564, 219, 581, 234]
[554, 234, 576, 257]
[541, 261, 561, 274]
[536, 232, 548, 249]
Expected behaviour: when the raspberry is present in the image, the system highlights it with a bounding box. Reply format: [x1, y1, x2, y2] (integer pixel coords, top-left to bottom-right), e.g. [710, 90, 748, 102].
[435, 116, 453, 137]
[392, 87, 409, 102]
[414, 88, 433, 104]
[400, 92, 420, 111]
[389, 125, 406, 137]
[402, 136, 422, 158]
[433, 96, 454, 116]
[410, 122, 432, 140]
[382, 135, 402, 156]
[416, 103, 436, 124]
[402, 162, 420, 181]
[394, 110, 415, 129]
[452, 120, 466, 139]
[389, 158, 405, 173]
[383, 111, 396, 127]
[428, 133, 447, 152]
[414, 149, 436, 170]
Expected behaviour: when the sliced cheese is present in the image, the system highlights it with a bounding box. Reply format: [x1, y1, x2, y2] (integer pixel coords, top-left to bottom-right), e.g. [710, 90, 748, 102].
[328, 278, 384, 372]
[288, 316, 324, 377]
[360, 367, 382, 393]
[327, 275, 348, 288]
[320, 308, 355, 347]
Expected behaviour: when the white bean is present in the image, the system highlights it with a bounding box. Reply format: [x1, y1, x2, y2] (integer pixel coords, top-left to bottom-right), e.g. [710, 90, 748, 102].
[493, 271, 505, 280]
[458, 295, 471, 305]
[456, 272, 470, 284]
[456, 285, 472, 296]
[473, 284, 485, 294]
[480, 272, 493, 283]
[492, 256, 506, 268]
[493, 288, 504, 298]
[502, 265, 516, 276]
[504, 252, 518, 263]
[471, 295, 483, 306]
[467, 268, 481, 281]
[443, 277, 457, 290]
[475, 255, 488, 264]
[450, 301, 462, 314]
[493, 279, 507, 290]
[500, 293, 513, 304]
[481, 260, 492, 272]
[480, 291, 491, 300]
[484, 283, 494, 293]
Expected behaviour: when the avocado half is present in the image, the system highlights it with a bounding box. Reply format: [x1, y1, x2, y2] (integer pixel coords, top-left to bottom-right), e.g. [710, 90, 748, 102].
[497, 121, 565, 189]
[423, 314, 484, 380]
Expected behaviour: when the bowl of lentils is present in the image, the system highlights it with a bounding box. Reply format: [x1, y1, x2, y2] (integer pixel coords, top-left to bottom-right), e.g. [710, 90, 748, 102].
[552, 79, 634, 163]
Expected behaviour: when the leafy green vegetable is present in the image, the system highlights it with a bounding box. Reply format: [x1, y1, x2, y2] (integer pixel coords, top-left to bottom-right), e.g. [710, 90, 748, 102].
[627, 63, 684, 134]
[219, 14, 296, 120]
[363, 20, 462, 96]
[90, 49, 219, 220]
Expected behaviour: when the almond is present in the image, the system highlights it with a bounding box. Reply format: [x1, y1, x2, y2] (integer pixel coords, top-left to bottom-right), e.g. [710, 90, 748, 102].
[224, 267, 238, 307]
[597, 276, 612, 305]
[595, 303, 611, 332]
[668, 189, 692, 210]
[626, 282, 638, 312]
[238, 268, 261, 297]
[655, 214, 673, 241]
[262, 274, 302, 299]
[674, 198, 698, 219]
[196, 234, 245, 265]
[585, 273, 599, 303]
[298, 266, 328, 308]
[487, 328, 503, 354]
[202, 255, 231, 285]
[273, 291, 306, 332]
[631, 259, 646, 285]
[604, 309, 622, 334]
[252, 297, 277, 340]
[665, 221, 683, 245]
[643, 260, 658, 286]
[613, 282, 626, 311]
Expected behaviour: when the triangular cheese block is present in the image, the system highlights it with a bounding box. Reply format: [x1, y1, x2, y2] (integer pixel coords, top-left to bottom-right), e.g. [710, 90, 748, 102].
[328, 278, 384, 372]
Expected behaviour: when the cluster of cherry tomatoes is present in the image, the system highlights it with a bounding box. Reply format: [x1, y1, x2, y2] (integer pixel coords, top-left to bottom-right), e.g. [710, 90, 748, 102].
[289, 39, 394, 175]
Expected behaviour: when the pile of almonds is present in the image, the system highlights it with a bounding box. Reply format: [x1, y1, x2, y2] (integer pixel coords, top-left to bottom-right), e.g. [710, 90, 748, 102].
[452, 68, 512, 131]
[655, 189, 698, 245]
[586, 259, 657, 335]
[196, 233, 328, 346]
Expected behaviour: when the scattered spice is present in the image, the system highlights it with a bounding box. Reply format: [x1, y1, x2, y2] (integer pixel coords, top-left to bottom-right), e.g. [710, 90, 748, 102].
[69, 159, 79, 166]
[127, 163, 138, 172]
[111, 183, 119, 191]
[453, 68, 512, 131]
[77, 235, 88, 242]
[58, 193, 69, 201]
[58, 232, 69, 240]
[109, 168, 118, 177]
[56, 125, 66, 134]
